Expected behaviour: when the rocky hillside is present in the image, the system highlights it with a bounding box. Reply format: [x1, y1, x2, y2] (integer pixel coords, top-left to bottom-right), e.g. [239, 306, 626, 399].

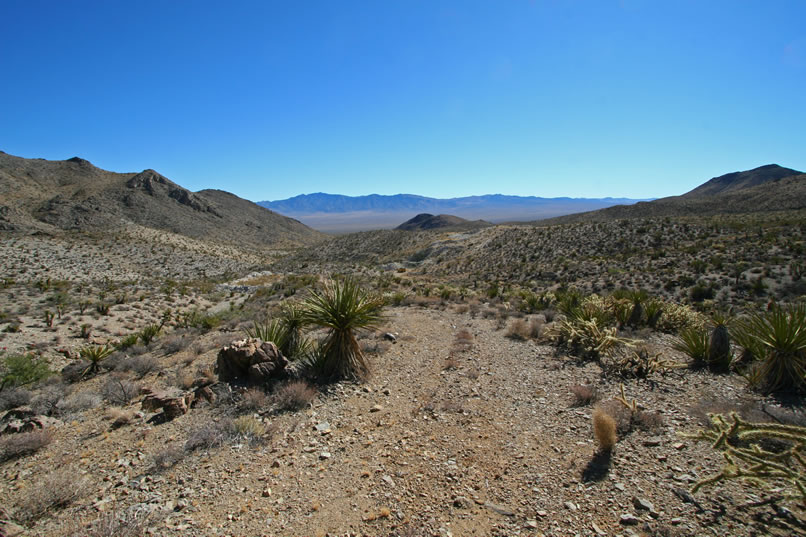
[542, 164, 805, 224]
[396, 213, 489, 231]
[0, 152, 322, 248]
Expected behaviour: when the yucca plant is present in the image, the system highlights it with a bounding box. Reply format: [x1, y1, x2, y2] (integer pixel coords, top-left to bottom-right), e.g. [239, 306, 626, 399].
[301, 278, 385, 380]
[674, 326, 710, 366]
[739, 304, 806, 393]
[78, 345, 115, 377]
[246, 319, 290, 349]
[279, 302, 311, 358]
[138, 323, 162, 345]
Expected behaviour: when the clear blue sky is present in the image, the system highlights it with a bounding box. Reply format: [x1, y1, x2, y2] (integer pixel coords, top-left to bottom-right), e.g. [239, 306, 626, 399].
[2, 1, 804, 201]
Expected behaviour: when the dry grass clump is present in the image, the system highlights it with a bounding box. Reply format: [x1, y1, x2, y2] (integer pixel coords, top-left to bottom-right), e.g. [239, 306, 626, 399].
[273, 380, 317, 411]
[0, 429, 53, 462]
[233, 415, 267, 442]
[105, 407, 135, 428]
[13, 468, 88, 524]
[592, 408, 617, 452]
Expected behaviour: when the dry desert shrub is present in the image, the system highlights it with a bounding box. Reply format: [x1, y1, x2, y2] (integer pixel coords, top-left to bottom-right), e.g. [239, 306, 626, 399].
[101, 376, 140, 405]
[592, 408, 617, 452]
[184, 419, 236, 452]
[0, 429, 53, 462]
[13, 468, 88, 523]
[505, 318, 543, 340]
[150, 445, 185, 472]
[57, 506, 165, 537]
[0, 387, 32, 410]
[273, 380, 317, 411]
[570, 384, 600, 406]
[57, 390, 102, 413]
[239, 387, 269, 412]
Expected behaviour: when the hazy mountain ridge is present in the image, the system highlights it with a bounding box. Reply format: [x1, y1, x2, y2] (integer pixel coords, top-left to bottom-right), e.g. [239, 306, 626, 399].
[258, 192, 647, 232]
[0, 151, 322, 247]
[260, 192, 643, 213]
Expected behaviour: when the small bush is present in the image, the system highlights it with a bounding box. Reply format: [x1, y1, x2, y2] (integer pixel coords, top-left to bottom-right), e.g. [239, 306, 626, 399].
[592, 408, 617, 452]
[505, 318, 532, 341]
[101, 376, 140, 405]
[184, 420, 236, 452]
[0, 387, 32, 410]
[150, 446, 185, 472]
[239, 387, 269, 412]
[0, 429, 53, 462]
[62, 507, 163, 537]
[57, 391, 102, 414]
[273, 380, 317, 411]
[570, 384, 599, 406]
[13, 468, 87, 523]
[30, 383, 68, 415]
[119, 355, 160, 378]
[0, 352, 52, 391]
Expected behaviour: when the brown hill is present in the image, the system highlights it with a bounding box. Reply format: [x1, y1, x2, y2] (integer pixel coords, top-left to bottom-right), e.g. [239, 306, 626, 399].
[0, 151, 322, 247]
[396, 213, 489, 231]
[541, 164, 805, 224]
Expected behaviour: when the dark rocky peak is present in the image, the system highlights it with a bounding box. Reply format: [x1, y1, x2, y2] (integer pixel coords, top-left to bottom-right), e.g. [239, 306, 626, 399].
[66, 156, 94, 167]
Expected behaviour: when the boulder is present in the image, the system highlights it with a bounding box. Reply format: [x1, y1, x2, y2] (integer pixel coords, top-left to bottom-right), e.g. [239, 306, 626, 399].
[0, 407, 62, 434]
[141, 388, 193, 420]
[215, 338, 289, 383]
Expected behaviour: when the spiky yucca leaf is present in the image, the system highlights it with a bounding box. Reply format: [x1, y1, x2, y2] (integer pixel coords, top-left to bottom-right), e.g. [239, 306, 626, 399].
[674, 326, 710, 366]
[78, 345, 115, 377]
[301, 278, 385, 380]
[742, 304, 806, 393]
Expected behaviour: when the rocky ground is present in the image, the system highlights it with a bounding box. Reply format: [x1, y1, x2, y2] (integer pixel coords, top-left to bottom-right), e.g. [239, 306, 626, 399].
[1, 225, 805, 537]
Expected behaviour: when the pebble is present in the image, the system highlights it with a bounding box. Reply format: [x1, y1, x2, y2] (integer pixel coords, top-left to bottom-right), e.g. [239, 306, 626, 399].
[619, 513, 640, 525]
[319, 452, 331, 460]
[632, 497, 654, 512]
[484, 502, 515, 516]
[370, 404, 383, 413]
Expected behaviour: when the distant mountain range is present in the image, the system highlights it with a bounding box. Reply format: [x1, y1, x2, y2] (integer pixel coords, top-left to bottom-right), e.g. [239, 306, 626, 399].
[258, 193, 647, 232]
[0, 152, 322, 248]
[542, 164, 805, 224]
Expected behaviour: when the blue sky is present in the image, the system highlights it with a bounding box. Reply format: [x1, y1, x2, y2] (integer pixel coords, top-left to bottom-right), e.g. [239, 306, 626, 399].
[2, 1, 804, 201]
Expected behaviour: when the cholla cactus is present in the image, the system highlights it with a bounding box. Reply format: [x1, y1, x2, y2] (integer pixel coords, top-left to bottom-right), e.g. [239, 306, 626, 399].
[687, 413, 806, 503]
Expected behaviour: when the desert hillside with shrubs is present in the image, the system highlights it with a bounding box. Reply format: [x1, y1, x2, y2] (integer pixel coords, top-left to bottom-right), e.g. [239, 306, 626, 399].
[1, 159, 805, 536]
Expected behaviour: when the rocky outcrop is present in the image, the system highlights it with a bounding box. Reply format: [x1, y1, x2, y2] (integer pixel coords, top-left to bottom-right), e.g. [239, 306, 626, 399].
[0, 407, 62, 434]
[141, 388, 194, 420]
[215, 338, 289, 384]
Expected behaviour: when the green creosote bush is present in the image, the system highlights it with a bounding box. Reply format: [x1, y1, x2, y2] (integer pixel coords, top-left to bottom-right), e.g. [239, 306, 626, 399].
[0, 352, 52, 392]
